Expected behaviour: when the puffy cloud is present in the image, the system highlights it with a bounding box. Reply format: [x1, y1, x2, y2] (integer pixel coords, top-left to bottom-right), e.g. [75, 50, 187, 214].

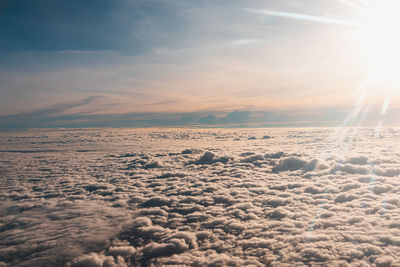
[69, 253, 126, 267]
[272, 157, 322, 173]
[190, 151, 232, 165]
[107, 246, 136, 257]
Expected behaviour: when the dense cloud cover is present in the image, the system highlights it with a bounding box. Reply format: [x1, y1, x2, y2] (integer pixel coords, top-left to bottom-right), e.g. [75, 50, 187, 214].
[1, 127, 400, 266]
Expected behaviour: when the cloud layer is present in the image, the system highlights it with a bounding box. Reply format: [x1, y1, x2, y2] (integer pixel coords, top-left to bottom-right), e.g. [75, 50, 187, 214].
[1, 127, 400, 266]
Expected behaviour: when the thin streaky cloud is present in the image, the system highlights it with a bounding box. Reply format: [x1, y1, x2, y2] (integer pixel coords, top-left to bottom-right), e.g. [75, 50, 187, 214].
[246, 9, 359, 27]
[0, 96, 102, 119]
[335, 0, 370, 13]
[354, 0, 371, 7]
[155, 39, 258, 55]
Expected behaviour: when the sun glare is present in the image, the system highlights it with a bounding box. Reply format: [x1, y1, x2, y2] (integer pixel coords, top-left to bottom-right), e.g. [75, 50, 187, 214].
[361, 1, 400, 78]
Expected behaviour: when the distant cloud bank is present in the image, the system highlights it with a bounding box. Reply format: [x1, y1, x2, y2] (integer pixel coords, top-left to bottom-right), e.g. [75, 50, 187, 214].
[0, 97, 398, 128]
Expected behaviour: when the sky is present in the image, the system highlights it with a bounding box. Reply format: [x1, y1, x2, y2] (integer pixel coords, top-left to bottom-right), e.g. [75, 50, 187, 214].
[0, 0, 398, 127]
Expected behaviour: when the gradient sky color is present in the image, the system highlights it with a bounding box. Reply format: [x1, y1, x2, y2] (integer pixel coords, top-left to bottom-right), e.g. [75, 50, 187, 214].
[0, 0, 398, 127]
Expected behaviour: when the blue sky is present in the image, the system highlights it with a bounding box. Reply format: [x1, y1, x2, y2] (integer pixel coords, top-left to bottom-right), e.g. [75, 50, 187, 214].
[0, 0, 396, 127]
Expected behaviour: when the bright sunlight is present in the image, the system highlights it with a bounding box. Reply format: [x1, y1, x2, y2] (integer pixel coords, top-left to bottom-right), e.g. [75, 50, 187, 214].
[361, 0, 400, 78]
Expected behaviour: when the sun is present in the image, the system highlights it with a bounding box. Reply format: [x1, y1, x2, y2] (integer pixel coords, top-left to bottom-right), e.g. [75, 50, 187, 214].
[360, 1, 400, 78]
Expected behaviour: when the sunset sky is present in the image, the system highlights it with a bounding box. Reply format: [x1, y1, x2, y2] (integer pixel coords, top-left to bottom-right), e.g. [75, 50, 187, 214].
[1, 0, 399, 127]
